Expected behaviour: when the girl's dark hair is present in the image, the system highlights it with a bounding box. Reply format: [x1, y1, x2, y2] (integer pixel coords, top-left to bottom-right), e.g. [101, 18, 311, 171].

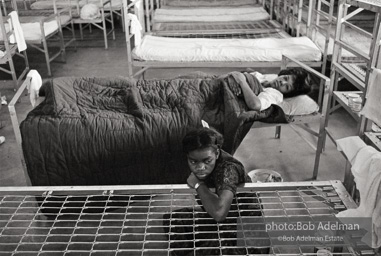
[182, 127, 224, 154]
[278, 68, 313, 98]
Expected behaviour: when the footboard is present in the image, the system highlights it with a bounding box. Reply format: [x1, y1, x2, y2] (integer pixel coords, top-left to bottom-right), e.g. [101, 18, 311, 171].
[8, 76, 44, 186]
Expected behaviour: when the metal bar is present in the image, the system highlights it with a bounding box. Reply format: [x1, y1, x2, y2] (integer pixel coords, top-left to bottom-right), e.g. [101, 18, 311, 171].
[0, 181, 349, 192]
[8, 77, 33, 186]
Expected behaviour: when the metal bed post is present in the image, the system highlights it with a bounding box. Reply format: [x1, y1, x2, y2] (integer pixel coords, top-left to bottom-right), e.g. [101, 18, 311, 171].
[8, 77, 33, 186]
[269, 0, 274, 20]
[314, 0, 335, 109]
[144, 0, 150, 32]
[306, 0, 315, 39]
[101, 0, 108, 49]
[278, 55, 331, 180]
[295, 0, 303, 37]
[52, 0, 67, 62]
[123, 0, 133, 77]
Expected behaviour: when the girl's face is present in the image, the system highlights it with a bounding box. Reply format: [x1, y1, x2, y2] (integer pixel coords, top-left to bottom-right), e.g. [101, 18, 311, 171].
[187, 147, 220, 180]
[266, 75, 296, 94]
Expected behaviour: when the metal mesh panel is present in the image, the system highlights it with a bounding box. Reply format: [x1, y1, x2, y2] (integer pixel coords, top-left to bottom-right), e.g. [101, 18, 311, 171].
[151, 20, 285, 39]
[153, 21, 280, 33]
[0, 182, 376, 255]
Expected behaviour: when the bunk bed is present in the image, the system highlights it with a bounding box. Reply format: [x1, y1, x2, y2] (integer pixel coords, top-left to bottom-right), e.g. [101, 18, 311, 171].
[123, 0, 325, 78]
[144, 0, 279, 36]
[3, 0, 75, 76]
[0, 9, 29, 90]
[297, 0, 373, 63]
[71, 0, 115, 49]
[9, 55, 329, 186]
[29, 0, 115, 49]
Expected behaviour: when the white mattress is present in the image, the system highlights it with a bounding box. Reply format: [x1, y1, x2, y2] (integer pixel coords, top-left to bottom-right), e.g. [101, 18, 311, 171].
[31, 0, 87, 9]
[153, 6, 270, 23]
[31, 0, 122, 10]
[301, 26, 371, 58]
[0, 16, 71, 42]
[133, 35, 322, 63]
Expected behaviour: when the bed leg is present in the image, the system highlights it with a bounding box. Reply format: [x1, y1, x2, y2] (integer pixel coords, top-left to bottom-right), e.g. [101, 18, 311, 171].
[275, 126, 281, 139]
[101, 9, 108, 49]
[59, 29, 66, 63]
[111, 10, 115, 40]
[42, 39, 52, 77]
[71, 22, 77, 52]
[79, 24, 84, 40]
[8, 56, 18, 91]
[121, 9, 125, 32]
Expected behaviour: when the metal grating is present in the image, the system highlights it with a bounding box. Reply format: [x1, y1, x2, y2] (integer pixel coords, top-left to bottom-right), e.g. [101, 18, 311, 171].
[151, 20, 287, 39]
[0, 182, 376, 256]
[153, 21, 281, 33]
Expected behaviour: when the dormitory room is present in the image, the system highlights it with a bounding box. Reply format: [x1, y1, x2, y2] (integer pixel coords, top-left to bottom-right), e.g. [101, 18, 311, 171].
[0, 0, 380, 255]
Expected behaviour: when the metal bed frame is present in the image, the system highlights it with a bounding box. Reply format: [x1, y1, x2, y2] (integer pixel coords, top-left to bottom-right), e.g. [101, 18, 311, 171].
[3, 0, 76, 76]
[250, 55, 331, 181]
[123, 0, 325, 79]
[71, 0, 116, 49]
[7, 55, 329, 186]
[0, 181, 377, 255]
[0, 7, 29, 90]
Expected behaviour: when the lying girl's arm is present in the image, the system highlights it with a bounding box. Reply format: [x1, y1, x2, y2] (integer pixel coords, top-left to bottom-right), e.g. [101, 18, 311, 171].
[196, 184, 234, 222]
[230, 72, 262, 111]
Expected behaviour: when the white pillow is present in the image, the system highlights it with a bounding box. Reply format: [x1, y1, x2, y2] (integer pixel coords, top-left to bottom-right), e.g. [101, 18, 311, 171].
[278, 95, 319, 116]
[251, 72, 319, 116]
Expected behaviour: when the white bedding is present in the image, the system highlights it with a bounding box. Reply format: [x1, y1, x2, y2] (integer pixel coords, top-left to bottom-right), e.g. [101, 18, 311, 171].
[31, 0, 122, 10]
[153, 6, 270, 23]
[0, 16, 71, 42]
[133, 35, 322, 62]
[31, 0, 87, 9]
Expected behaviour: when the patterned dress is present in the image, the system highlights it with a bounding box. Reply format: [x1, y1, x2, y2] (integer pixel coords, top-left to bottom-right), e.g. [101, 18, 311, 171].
[204, 150, 252, 195]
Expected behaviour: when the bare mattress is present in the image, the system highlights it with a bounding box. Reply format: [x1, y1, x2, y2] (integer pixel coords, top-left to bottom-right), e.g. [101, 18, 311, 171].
[132, 35, 322, 63]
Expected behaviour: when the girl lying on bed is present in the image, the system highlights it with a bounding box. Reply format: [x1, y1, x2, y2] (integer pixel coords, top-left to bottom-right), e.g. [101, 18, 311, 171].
[228, 68, 313, 111]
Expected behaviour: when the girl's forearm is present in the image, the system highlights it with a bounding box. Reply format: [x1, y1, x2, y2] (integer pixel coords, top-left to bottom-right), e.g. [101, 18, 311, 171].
[239, 80, 262, 111]
[196, 184, 232, 222]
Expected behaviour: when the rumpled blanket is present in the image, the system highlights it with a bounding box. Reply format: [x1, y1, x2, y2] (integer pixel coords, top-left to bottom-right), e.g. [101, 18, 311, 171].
[21, 75, 287, 186]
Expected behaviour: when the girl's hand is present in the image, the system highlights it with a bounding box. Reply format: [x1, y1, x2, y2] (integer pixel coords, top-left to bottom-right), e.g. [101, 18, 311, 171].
[229, 72, 246, 96]
[187, 172, 201, 188]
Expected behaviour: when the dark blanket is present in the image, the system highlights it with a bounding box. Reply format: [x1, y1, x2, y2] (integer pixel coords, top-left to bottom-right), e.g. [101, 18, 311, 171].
[20, 75, 287, 186]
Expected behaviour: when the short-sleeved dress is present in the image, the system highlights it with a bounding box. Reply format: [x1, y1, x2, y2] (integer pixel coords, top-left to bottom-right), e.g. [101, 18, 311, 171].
[203, 150, 251, 195]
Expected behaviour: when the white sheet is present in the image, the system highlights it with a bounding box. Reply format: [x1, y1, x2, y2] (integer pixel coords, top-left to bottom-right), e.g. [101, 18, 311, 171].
[31, 0, 123, 10]
[153, 6, 270, 23]
[0, 16, 71, 42]
[133, 35, 322, 63]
